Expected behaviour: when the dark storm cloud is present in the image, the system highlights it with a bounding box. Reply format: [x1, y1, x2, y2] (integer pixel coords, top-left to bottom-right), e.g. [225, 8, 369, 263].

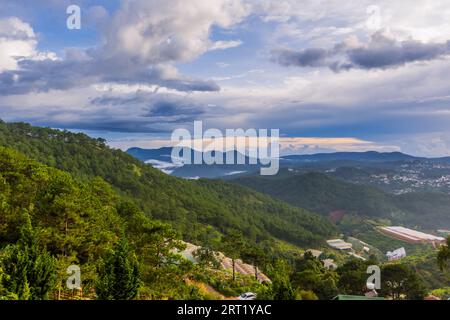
[248, 98, 450, 140]
[152, 78, 220, 92]
[272, 48, 329, 67]
[0, 56, 220, 95]
[0, 90, 208, 134]
[26, 107, 198, 134]
[272, 33, 450, 71]
[90, 93, 206, 118]
[348, 35, 450, 69]
[52, 119, 174, 133]
[88, 93, 207, 129]
[146, 100, 205, 117]
[0, 59, 95, 95]
[27, 116, 174, 134]
[90, 95, 145, 106]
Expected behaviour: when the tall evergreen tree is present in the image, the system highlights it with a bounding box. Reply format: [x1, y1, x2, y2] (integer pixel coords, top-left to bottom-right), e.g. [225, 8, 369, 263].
[242, 245, 266, 281]
[380, 264, 426, 300]
[437, 237, 450, 271]
[95, 239, 140, 300]
[270, 260, 296, 300]
[0, 212, 56, 300]
[336, 259, 370, 295]
[222, 230, 245, 282]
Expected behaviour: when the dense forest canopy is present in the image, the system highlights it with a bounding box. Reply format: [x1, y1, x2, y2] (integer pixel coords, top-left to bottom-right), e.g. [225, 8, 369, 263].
[0, 146, 192, 299]
[0, 121, 336, 248]
[0, 120, 447, 300]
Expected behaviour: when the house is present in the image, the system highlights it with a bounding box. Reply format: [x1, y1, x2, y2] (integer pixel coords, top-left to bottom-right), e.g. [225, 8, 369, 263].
[323, 259, 337, 270]
[305, 249, 323, 258]
[327, 239, 353, 250]
[386, 247, 406, 261]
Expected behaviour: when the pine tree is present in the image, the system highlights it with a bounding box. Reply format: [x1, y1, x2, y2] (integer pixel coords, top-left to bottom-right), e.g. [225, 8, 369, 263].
[0, 212, 57, 300]
[380, 264, 426, 300]
[437, 237, 450, 271]
[242, 245, 266, 281]
[95, 239, 140, 300]
[222, 230, 245, 282]
[270, 260, 296, 300]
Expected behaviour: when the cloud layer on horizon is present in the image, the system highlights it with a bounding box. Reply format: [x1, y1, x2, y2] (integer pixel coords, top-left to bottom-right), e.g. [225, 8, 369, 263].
[2, 1, 450, 156]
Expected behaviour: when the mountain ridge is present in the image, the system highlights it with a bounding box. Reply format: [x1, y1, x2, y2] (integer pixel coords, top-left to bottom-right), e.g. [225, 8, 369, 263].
[0, 120, 337, 248]
[233, 171, 450, 229]
[126, 147, 450, 179]
[127, 147, 450, 163]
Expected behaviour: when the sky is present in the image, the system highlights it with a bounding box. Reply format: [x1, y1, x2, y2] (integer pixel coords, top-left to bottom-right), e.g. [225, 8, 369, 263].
[1, 0, 450, 156]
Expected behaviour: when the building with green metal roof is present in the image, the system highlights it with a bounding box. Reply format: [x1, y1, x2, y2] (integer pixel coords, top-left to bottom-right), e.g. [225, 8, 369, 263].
[333, 295, 385, 300]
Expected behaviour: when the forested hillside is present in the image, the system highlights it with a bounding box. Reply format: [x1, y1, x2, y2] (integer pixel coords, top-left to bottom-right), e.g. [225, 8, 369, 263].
[234, 172, 400, 217]
[0, 147, 194, 299]
[0, 121, 336, 248]
[234, 172, 450, 229]
[0, 122, 446, 300]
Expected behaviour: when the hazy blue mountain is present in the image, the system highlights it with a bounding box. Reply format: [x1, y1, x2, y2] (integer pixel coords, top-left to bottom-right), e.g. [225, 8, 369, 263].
[126, 147, 261, 178]
[127, 147, 173, 162]
[127, 148, 447, 178]
[282, 151, 422, 163]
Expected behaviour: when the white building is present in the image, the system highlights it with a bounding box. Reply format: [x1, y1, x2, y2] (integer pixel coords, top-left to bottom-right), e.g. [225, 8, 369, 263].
[380, 226, 446, 244]
[323, 259, 338, 270]
[327, 239, 353, 250]
[386, 247, 407, 261]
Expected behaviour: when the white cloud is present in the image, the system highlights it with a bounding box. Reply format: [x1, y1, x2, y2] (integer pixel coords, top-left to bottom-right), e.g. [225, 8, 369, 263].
[0, 16, 57, 73]
[102, 0, 249, 65]
[216, 62, 231, 68]
[255, 0, 450, 47]
[279, 137, 399, 155]
[209, 40, 243, 51]
[0, 0, 250, 94]
[0, 17, 37, 72]
[210, 69, 264, 81]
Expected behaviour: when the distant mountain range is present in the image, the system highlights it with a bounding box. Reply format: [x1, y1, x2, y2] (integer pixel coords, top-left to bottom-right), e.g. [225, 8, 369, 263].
[283, 151, 450, 164]
[125, 146, 450, 229]
[282, 151, 422, 162]
[127, 147, 257, 178]
[126, 147, 450, 179]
